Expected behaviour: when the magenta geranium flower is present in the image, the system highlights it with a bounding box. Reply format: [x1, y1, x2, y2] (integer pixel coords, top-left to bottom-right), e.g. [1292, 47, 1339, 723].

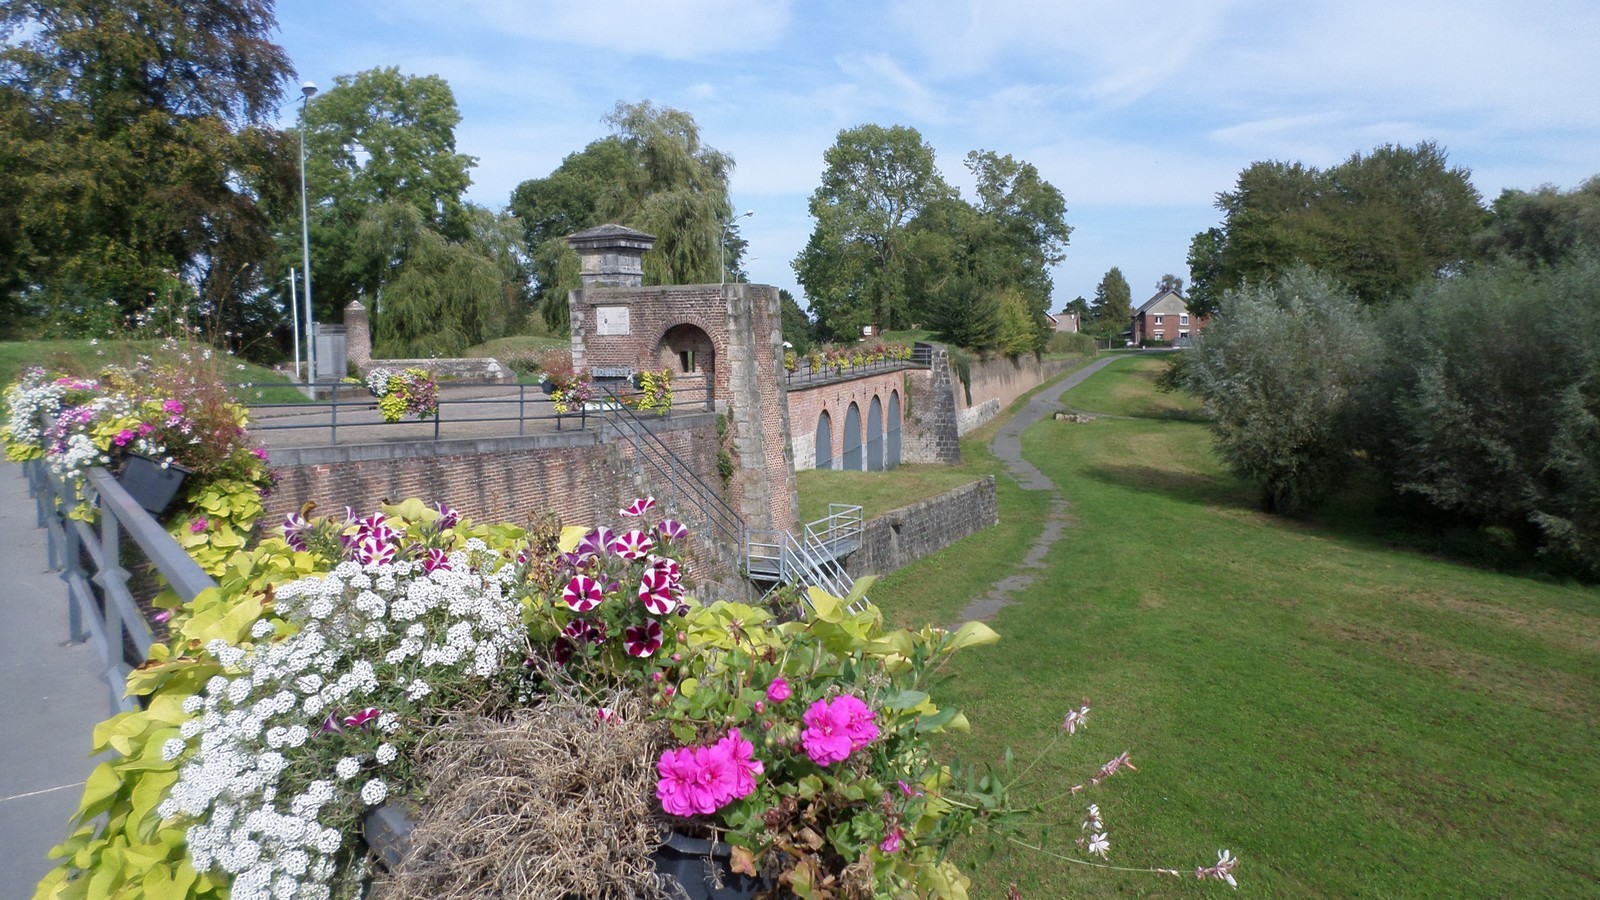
[609, 529, 655, 561]
[189, 518, 209, 534]
[562, 574, 603, 612]
[714, 729, 765, 799]
[624, 620, 664, 657]
[801, 695, 878, 766]
[620, 496, 656, 517]
[880, 827, 903, 854]
[766, 677, 791, 703]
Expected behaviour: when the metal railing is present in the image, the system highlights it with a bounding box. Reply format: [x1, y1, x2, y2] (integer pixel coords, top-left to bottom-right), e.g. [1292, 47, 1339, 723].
[595, 386, 746, 560]
[26, 460, 218, 715]
[783, 355, 928, 389]
[244, 381, 594, 445]
[747, 504, 870, 615]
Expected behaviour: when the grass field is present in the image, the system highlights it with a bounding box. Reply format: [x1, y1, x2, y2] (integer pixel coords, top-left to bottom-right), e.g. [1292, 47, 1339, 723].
[853, 356, 1599, 896]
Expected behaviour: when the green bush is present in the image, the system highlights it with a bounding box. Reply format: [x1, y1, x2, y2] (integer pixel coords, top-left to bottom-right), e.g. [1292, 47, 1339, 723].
[1369, 256, 1600, 577]
[1045, 331, 1096, 356]
[1173, 267, 1379, 513]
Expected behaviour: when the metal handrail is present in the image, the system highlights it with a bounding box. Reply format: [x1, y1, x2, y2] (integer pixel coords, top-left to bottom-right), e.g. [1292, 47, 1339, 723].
[26, 461, 219, 715]
[244, 382, 593, 444]
[595, 386, 745, 555]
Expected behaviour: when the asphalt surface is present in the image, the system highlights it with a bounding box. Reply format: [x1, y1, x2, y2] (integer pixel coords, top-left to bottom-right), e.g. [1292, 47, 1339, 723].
[0, 462, 112, 894]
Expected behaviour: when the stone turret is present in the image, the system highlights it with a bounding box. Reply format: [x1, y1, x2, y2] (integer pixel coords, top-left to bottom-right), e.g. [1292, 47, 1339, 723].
[344, 301, 372, 370]
[565, 224, 657, 288]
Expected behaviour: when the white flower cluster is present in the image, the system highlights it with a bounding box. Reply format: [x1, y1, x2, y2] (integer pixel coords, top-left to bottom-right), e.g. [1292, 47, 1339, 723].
[158, 542, 527, 899]
[364, 368, 395, 397]
[3, 369, 65, 448]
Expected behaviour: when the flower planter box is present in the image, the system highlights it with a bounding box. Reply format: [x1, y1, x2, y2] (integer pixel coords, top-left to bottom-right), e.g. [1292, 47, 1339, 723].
[116, 453, 193, 515]
[651, 831, 772, 899]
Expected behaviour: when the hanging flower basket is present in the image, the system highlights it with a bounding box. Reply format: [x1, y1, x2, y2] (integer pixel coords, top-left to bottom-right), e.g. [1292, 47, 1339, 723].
[116, 453, 193, 515]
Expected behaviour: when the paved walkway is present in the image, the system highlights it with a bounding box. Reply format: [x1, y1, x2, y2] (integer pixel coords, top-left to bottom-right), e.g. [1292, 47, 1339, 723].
[0, 462, 111, 892]
[958, 354, 1128, 621]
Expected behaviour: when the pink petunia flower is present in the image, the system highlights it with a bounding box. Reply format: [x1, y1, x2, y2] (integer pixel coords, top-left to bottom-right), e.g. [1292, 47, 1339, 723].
[575, 526, 614, 559]
[620, 496, 656, 517]
[766, 677, 792, 703]
[343, 707, 382, 728]
[624, 619, 664, 657]
[433, 502, 458, 529]
[422, 547, 451, 573]
[609, 529, 655, 560]
[563, 574, 603, 612]
[355, 532, 396, 566]
[638, 565, 680, 615]
[655, 518, 689, 541]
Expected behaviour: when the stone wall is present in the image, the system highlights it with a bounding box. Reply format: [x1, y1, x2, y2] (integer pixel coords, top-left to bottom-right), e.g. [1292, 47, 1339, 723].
[955, 354, 1080, 435]
[843, 476, 999, 579]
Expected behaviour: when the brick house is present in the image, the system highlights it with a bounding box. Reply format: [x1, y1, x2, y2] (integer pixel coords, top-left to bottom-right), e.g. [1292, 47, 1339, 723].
[1131, 289, 1205, 346]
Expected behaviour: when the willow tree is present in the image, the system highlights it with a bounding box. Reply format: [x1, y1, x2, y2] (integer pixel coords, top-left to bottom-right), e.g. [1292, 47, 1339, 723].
[353, 201, 523, 357]
[511, 101, 735, 332]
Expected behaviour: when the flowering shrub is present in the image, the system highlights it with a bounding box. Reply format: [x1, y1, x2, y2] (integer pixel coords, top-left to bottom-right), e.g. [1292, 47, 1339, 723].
[363, 368, 439, 423]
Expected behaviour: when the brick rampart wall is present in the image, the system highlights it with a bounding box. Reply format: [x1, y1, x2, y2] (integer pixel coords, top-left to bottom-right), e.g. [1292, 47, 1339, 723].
[844, 476, 999, 578]
[264, 415, 722, 538]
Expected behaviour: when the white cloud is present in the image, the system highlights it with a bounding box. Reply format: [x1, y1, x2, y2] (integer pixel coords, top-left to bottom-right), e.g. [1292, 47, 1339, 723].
[377, 0, 793, 60]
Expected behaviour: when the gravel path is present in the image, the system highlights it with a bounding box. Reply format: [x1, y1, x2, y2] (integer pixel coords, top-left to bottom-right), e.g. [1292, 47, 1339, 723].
[956, 355, 1127, 622]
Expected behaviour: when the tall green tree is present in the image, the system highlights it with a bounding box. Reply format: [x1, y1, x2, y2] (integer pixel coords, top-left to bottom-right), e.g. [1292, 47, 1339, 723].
[794, 124, 953, 339]
[962, 149, 1072, 351]
[1199, 142, 1484, 305]
[509, 101, 733, 332]
[1475, 176, 1600, 269]
[1090, 266, 1132, 340]
[296, 66, 477, 322]
[1185, 227, 1225, 319]
[0, 0, 295, 340]
[778, 288, 813, 354]
[1155, 273, 1184, 294]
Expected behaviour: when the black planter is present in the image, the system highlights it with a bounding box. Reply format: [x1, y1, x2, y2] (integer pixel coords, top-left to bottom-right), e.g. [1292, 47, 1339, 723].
[651, 831, 772, 900]
[541, 380, 558, 395]
[117, 453, 193, 515]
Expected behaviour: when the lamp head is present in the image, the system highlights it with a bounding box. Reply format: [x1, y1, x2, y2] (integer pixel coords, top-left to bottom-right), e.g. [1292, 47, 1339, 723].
[301, 82, 317, 100]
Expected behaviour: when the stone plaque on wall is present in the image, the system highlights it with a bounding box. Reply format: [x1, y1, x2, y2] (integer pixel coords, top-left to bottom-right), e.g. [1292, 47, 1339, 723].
[596, 306, 631, 335]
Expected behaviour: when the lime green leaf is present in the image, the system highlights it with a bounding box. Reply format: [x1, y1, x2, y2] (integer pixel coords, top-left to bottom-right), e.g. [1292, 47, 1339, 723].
[947, 621, 1001, 651]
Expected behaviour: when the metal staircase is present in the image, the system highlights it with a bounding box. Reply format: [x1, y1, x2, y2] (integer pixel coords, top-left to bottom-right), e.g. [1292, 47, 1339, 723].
[597, 389, 869, 614]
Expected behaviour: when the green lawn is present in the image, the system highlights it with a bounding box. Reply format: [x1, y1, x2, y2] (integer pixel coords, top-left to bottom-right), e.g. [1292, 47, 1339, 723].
[866, 356, 1600, 896]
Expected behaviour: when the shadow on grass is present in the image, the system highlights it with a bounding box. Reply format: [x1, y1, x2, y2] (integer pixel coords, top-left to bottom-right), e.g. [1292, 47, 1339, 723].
[1080, 461, 1257, 509]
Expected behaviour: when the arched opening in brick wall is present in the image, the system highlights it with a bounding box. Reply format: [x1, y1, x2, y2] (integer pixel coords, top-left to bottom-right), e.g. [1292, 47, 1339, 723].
[657, 323, 715, 409]
[887, 390, 902, 468]
[815, 410, 834, 470]
[866, 395, 884, 471]
[842, 402, 862, 471]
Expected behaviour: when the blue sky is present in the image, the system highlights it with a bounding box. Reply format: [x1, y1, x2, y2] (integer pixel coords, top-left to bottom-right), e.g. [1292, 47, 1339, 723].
[274, 0, 1600, 312]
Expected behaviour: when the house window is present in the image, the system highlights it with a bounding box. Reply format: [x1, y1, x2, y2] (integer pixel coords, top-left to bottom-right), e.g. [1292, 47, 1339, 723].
[1179, 330, 1189, 339]
[1154, 315, 1164, 325]
[1180, 314, 1190, 326]
[1154, 330, 1164, 339]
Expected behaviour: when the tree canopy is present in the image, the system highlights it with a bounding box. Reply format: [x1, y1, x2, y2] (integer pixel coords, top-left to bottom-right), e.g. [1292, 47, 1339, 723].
[0, 0, 295, 341]
[1476, 176, 1600, 269]
[796, 127, 1070, 352]
[1089, 266, 1132, 340]
[510, 101, 734, 332]
[1196, 142, 1484, 305]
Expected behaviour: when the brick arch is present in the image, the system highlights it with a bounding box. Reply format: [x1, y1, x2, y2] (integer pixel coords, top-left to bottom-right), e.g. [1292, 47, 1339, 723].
[654, 318, 720, 410]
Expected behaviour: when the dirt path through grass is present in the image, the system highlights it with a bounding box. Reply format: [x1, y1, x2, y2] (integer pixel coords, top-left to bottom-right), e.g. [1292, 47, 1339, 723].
[957, 354, 1126, 621]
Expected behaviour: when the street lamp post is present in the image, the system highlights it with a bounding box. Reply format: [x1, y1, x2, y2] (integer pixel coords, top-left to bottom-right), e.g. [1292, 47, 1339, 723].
[720, 209, 753, 285]
[297, 81, 317, 382]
